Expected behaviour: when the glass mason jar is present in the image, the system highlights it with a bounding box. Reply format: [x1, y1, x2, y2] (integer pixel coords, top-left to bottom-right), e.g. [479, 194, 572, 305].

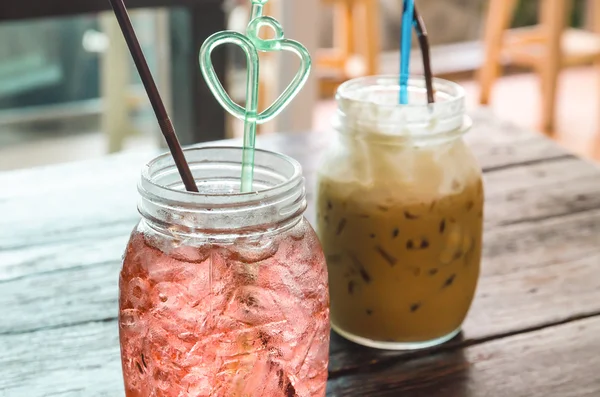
[119, 147, 330, 397]
[317, 76, 484, 350]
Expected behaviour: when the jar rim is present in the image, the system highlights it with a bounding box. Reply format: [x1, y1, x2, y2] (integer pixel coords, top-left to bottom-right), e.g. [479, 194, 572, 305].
[140, 146, 303, 203]
[138, 147, 307, 234]
[334, 75, 468, 140]
[336, 75, 465, 108]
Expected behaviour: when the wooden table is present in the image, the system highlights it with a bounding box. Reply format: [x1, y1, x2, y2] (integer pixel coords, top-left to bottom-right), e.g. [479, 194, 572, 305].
[0, 0, 227, 145]
[1, 111, 600, 396]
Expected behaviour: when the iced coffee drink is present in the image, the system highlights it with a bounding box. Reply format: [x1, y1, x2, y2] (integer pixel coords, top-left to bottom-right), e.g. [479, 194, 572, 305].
[317, 76, 484, 349]
[318, 173, 483, 345]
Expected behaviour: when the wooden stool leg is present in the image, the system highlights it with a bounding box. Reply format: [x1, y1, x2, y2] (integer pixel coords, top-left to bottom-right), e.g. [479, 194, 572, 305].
[539, 0, 570, 135]
[100, 13, 136, 154]
[258, 0, 274, 134]
[317, 1, 354, 97]
[335, 0, 354, 68]
[354, 0, 380, 76]
[478, 0, 518, 105]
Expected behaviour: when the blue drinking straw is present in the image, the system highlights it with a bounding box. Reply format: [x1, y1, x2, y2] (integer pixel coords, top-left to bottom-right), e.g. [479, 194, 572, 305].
[399, 0, 415, 104]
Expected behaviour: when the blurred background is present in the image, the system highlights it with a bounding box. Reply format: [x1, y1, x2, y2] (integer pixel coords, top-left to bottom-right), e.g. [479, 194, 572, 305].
[0, 0, 599, 171]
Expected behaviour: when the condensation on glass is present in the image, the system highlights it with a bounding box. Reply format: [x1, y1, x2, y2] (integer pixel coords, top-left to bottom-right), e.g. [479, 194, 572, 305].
[119, 147, 330, 397]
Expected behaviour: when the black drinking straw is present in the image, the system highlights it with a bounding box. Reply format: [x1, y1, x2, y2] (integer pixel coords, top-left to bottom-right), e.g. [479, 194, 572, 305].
[107, 0, 199, 192]
[413, 6, 435, 104]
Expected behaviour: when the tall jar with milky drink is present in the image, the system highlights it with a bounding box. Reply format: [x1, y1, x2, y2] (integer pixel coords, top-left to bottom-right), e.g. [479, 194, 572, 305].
[317, 76, 484, 350]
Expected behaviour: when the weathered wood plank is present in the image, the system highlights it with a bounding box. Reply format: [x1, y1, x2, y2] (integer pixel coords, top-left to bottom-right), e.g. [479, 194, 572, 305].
[327, 316, 600, 396]
[327, 208, 600, 374]
[2, 123, 599, 336]
[2, 149, 598, 285]
[3, 205, 600, 353]
[466, 110, 569, 171]
[0, 112, 566, 251]
[0, 114, 586, 281]
[483, 156, 600, 226]
[2, 312, 599, 396]
[0, 153, 148, 251]
[1, 113, 599, 396]
[0, 235, 129, 283]
[0, 260, 120, 335]
[0, 321, 123, 397]
[231, 110, 569, 175]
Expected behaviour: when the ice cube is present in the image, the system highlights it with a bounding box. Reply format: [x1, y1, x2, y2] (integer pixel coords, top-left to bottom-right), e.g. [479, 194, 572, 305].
[119, 308, 147, 333]
[146, 326, 190, 369]
[259, 260, 304, 299]
[238, 357, 270, 396]
[181, 370, 214, 396]
[181, 340, 213, 368]
[153, 367, 172, 391]
[150, 282, 207, 334]
[126, 277, 151, 309]
[223, 285, 287, 326]
[296, 315, 330, 380]
[214, 324, 267, 358]
[151, 304, 206, 341]
[169, 243, 212, 264]
[227, 236, 279, 264]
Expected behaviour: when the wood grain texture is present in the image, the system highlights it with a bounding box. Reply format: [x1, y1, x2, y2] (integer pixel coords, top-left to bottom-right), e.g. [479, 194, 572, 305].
[328, 209, 600, 375]
[1, 309, 599, 396]
[1, 111, 600, 396]
[3, 193, 600, 337]
[327, 316, 600, 396]
[0, 110, 567, 251]
[0, 321, 122, 396]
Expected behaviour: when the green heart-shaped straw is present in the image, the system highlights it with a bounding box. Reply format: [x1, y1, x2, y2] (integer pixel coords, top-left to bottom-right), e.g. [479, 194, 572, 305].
[200, 0, 312, 193]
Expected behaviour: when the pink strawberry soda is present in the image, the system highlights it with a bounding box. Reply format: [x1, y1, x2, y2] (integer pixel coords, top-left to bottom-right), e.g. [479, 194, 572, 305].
[118, 147, 330, 397]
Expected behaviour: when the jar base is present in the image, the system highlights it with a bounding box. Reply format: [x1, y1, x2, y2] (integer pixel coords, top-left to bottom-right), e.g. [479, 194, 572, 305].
[331, 322, 461, 351]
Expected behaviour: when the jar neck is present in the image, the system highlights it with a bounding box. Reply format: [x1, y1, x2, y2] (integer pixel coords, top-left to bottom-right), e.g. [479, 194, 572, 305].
[335, 75, 470, 146]
[138, 147, 306, 240]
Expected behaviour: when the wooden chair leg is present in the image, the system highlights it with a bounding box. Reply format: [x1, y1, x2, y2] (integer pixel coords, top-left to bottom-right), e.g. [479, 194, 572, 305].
[258, 1, 273, 134]
[272, 0, 319, 132]
[100, 13, 136, 154]
[317, 0, 354, 97]
[539, 0, 570, 135]
[335, 0, 354, 66]
[317, 0, 379, 96]
[354, 0, 380, 76]
[478, 0, 518, 105]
